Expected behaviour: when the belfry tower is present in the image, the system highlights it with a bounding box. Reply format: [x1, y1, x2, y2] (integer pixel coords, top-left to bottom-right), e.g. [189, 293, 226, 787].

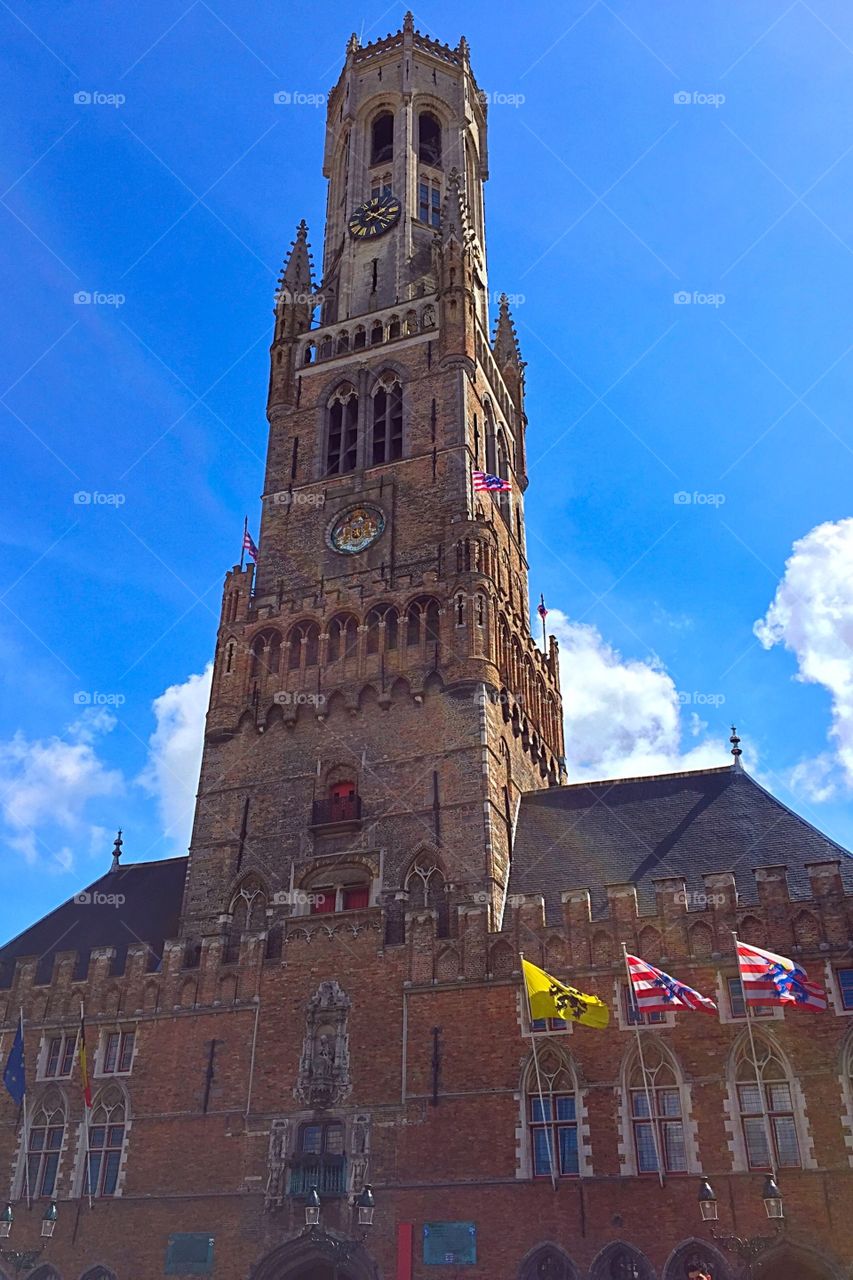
[181, 14, 564, 946]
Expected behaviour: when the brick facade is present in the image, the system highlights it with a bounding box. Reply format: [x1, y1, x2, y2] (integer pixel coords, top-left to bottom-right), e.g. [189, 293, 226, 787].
[1, 13, 851, 1280]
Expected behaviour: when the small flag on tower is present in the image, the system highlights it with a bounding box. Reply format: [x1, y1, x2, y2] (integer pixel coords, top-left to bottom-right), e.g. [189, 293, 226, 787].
[735, 939, 827, 1011]
[79, 1007, 92, 1109]
[626, 954, 717, 1015]
[2, 1012, 25, 1106]
[242, 528, 259, 562]
[537, 597, 548, 621]
[473, 470, 512, 493]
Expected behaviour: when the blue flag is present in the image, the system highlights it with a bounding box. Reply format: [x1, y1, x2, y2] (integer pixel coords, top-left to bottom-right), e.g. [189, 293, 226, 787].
[3, 1018, 25, 1106]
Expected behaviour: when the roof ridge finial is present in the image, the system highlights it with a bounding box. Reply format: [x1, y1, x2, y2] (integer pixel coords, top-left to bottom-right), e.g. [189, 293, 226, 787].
[110, 828, 123, 872]
[729, 725, 743, 767]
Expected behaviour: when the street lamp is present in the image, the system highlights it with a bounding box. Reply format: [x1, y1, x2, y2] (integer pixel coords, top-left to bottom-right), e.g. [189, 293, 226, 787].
[698, 1180, 718, 1222]
[304, 1188, 321, 1228]
[697, 1177, 784, 1279]
[762, 1176, 783, 1221]
[40, 1202, 58, 1239]
[356, 1185, 375, 1227]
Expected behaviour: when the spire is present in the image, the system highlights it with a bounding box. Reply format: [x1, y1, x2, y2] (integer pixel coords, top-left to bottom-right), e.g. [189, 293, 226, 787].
[492, 293, 522, 367]
[403, 10, 415, 34]
[438, 169, 474, 248]
[277, 219, 314, 306]
[110, 828, 123, 873]
[346, 31, 360, 56]
[729, 725, 743, 767]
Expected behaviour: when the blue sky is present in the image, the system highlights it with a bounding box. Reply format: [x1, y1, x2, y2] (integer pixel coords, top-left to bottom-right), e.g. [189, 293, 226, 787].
[2, 0, 853, 940]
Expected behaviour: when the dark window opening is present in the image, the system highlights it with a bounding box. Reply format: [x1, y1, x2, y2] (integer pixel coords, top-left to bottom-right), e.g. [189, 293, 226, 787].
[371, 381, 403, 465]
[371, 112, 394, 165]
[418, 112, 442, 167]
[326, 392, 359, 475]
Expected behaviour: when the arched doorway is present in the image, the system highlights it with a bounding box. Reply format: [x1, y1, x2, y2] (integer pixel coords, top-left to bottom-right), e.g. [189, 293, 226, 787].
[753, 1244, 842, 1280]
[251, 1232, 376, 1280]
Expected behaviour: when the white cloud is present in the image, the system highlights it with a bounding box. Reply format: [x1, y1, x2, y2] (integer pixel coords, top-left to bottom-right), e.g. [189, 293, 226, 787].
[755, 517, 853, 799]
[548, 609, 728, 781]
[0, 712, 123, 869]
[139, 663, 212, 851]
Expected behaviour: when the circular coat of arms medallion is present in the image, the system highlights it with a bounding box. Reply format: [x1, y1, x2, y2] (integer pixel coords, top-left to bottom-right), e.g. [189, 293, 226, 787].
[327, 504, 386, 554]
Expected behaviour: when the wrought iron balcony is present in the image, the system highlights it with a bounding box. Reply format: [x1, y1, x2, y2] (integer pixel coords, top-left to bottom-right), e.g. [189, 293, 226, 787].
[287, 1154, 347, 1198]
[310, 795, 362, 829]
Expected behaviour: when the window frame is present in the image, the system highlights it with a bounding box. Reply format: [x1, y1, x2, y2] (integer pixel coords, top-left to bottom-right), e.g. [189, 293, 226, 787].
[528, 1091, 579, 1179]
[737, 1078, 801, 1170]
[629, 1082, 688, 1175]
[41, 1032, 76, 1081]
[99, 1030, 135, 1077]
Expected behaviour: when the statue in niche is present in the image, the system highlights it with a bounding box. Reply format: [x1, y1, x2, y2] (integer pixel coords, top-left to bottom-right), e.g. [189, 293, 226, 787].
[295, 980, 351, 1108]
[264, 1118, 289, 1210]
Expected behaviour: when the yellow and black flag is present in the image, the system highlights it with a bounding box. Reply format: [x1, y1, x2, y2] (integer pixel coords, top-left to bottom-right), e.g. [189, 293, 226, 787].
[522, 957, 609, 1029]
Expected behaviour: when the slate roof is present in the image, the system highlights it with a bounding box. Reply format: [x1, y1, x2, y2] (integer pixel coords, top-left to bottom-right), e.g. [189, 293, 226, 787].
[0, 858, 187, 986]
[508, 763, 853, 924]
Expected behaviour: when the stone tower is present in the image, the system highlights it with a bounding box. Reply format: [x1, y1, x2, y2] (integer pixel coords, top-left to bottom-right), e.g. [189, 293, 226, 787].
[180, 14, 564, 947]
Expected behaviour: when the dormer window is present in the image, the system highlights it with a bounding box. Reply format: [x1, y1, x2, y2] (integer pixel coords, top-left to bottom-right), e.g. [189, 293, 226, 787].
[371, 112, 394, 166]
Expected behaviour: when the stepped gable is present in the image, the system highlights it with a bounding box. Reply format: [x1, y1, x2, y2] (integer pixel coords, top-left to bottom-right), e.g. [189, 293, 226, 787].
[509, 763, 853, 923]
[0, 856, 186, 983]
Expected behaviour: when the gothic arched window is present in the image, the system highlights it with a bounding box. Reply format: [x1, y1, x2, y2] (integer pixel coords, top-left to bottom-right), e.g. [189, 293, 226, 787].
[371, 375, 403, 465]
[250, 629, 281, 679]
[326, 383, 359, 476]
[370, 111, 394, 166]
[525, 1048, 579, 1179]
[521, 1246, 575, 1280]
[406, 596, 441, 649]
[626, 1040, 687, 1174]
[26, 1089, 66, 1198]
[287, 621, 320, 671]
[86, 1086, 127, 1197]
[406, 857, 449, 937]
[733, 1035, 801, 1168]
[327, 613, 359, 664]
[418, 111, 442, 167]
[366, 604, 398, 655]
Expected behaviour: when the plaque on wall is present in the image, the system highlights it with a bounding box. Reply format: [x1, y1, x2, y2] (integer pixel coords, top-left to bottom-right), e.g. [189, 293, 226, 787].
[423, 1221, 477, 1265]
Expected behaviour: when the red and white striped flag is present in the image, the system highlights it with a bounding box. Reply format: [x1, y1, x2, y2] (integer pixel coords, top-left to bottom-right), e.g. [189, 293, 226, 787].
[735, 939, 827, 1011]
[242, 528, 259, 562]
[626, 954, 717, 1015]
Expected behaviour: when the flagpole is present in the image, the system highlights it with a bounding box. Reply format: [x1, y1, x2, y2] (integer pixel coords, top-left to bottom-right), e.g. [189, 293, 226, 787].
[732, 933, 777, 1180]
[519, 953, 558, 1193]
[539, 595, 547, 653]
[621, 946, 665, 1188]
[240, 516, 248, 571]
[245, 996, 261, 1118]
[19, 1009, 31, 1209]
[79, 1001, 93, 1209]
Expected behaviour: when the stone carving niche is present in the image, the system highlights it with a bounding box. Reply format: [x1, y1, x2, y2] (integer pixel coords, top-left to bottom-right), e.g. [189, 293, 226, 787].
[295, 979, 352, 1109]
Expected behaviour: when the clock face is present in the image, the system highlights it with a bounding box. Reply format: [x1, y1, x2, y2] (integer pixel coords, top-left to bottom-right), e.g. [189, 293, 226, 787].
[348, 192, 402, 240]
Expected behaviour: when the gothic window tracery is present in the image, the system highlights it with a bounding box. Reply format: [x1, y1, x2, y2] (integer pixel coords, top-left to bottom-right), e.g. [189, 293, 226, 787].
[370, 374, 403, 465]
[325, 383, 359, 475]
[625, 1040, 688, 1174]
[327, 613, 359, 665]
[85, 1085, 127, 1197]
[26, 1089, 66, 1198]
[733, 1035, 801, 1169]
[406, 596, 441, 650]
[250, 629, 281, 679]
[366, 604, 398, 655]
[405, 857, 449, 937]
[287, 620, 320, 671]
[524, 1048, 580, 1179]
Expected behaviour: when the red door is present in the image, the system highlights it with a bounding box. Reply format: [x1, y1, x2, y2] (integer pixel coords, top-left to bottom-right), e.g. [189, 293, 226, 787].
[329, 781, 356, 821]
